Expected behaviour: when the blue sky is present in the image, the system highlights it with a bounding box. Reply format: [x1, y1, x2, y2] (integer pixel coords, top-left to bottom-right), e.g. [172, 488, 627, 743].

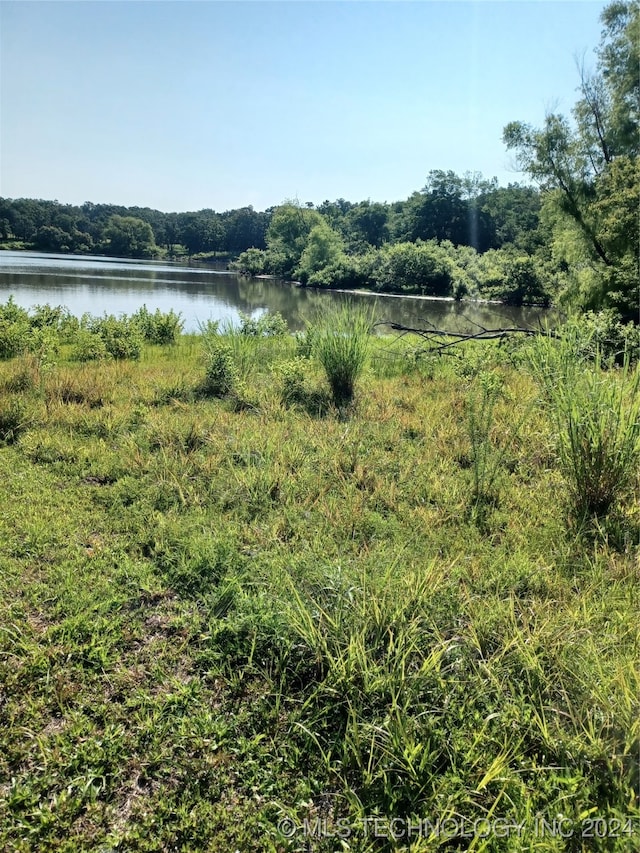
[1, 1, 609, 212]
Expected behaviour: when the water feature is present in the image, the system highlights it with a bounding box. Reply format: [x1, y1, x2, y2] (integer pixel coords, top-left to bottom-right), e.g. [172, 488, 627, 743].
[0, 251, 552, 333]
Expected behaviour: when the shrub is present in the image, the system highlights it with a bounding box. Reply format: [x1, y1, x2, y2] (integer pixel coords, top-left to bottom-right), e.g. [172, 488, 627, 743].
[0, 297, 29, 325]
[278, 358, 308, 406]
[231, 248, 267, 276]
[29, 304, 75, 335]
[372, 241, 454, 296]
[132, 305, 184, 345]
[70, 329, 109, 362]
[567, 309, 640, 366]
[86, 315, 143, 360]
[237, 311, 288, 338]
[305, 255, 370, 289]
[0, 318, 30, 359]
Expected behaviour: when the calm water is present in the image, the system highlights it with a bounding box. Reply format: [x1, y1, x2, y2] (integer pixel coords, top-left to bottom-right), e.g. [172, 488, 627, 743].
[0, 251, 551, 334]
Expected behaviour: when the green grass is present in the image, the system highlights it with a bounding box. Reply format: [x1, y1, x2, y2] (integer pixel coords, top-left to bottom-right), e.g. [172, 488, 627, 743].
[0, 314, 638, 852]
[529, 333, 640, 521]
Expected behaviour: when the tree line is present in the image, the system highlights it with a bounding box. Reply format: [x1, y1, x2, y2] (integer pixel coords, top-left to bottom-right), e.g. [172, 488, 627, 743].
[0, 175, 540, 260]
[0, 200, 270, 259]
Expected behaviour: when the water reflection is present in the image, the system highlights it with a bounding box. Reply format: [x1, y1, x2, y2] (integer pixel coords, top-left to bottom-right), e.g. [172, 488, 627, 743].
[0, 251, 552, 333]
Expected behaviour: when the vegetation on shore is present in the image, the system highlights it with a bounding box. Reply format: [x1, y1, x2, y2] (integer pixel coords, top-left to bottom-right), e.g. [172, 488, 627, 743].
[0, 299, 638, 850]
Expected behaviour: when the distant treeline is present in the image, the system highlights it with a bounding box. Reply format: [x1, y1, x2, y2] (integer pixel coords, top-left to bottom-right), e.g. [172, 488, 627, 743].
[0, 173, 540, 261]
[0, 198, 269, 258]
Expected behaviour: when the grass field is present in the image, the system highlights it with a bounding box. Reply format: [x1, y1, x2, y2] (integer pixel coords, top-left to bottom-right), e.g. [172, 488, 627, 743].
[0, 311, 638, 851]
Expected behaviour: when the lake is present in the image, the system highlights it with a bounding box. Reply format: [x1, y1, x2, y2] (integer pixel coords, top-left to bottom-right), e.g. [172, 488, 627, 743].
[0, 251, 552, 334]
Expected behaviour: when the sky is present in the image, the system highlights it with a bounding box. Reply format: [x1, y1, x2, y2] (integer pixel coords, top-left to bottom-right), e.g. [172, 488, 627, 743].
[0, 1, 610, 213]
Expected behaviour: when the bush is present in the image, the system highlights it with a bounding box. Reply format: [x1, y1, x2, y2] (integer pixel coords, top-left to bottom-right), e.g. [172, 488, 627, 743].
[0, 298, 30, 358]
[132, 305, 184, 345]
[305, 255, 370, 289]
[568, 310, 640, 366]
[0, 297, 29, 325]
[231, 248, 267, 276]
[0, 318, 30, 360]
[373, 241, 453, 296]
[278, 358, 308, 406]
[237, 311, 288, 338]
[30, 304, 76, 335]
[86, 315, 143, 360]
[70, 329, 109, 362]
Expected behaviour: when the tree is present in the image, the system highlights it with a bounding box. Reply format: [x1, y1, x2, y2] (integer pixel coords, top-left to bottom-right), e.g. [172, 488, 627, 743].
[503, 0, 639, 320]
[394, 170, 495, 251]
[35, 225, 70, 253]
[103, 215, 156, 258]
[374, 240, 453, 296]
[343, 200, 390, 249]
[296, 221, 345, 283]
[480, 184, 543, 252]
[222, 206, 268, 254]
[265, 202, 324, 277]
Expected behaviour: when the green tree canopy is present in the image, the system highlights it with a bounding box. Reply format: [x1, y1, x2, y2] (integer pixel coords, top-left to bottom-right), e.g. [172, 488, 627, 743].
[503, 0, 639, 320]
[265, 202, 324, 277]
[103, 215, 157, 258]
[296, 221, 345, 284]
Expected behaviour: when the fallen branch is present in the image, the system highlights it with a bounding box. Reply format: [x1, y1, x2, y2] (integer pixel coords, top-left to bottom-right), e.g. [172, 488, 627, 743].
[374, 317, 559, 355]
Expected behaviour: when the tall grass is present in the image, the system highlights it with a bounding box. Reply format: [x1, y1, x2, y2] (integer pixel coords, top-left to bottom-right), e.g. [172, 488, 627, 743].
[311, 304, 374, 408]
[465, 371, 505, 514]
[530, 333, 640, 519]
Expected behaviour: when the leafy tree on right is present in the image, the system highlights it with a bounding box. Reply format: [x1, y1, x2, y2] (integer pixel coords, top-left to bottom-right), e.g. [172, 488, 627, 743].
[503, 0, 639, 322]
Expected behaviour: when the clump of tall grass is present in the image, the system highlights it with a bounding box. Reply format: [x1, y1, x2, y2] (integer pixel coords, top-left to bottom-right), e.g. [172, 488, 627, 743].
[530, 332, 640, 519]
[202, 338, 238, 397]
[0, 396, 31, 444]
[465, 371, 507, 518]
[310, 304, 374, 408]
